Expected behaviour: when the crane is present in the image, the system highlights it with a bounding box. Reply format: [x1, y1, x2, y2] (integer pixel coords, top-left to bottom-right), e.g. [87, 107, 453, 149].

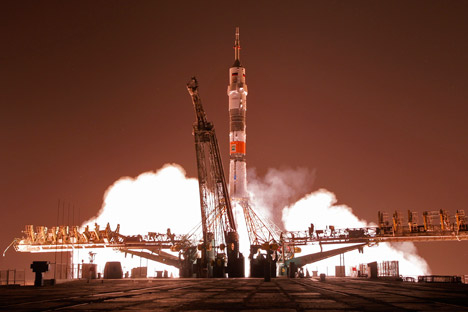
[187, 77, 244, 277]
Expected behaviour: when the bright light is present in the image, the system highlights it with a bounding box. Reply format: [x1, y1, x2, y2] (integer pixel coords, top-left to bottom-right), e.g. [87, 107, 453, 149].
[81, 164, 201, 277]
[282, 189, 430, 276]
[83, 164, 430, 278]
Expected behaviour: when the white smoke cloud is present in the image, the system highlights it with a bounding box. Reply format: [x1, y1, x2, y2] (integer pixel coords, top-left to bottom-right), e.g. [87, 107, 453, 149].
[85, 164, 430, 277]
[81, 164, 201, 277]
[248, 167, 315, 228]
[85, 164, 201, 235]
[281, 188, 430, 276]
[282, 189, 367, 230]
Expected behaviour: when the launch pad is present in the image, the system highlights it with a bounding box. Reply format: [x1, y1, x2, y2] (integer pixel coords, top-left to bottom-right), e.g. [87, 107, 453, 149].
[5, 28, 468, 280]
[1, 277, 468, 311]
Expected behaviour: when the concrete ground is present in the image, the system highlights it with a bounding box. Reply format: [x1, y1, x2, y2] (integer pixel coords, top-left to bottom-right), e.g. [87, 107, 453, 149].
[1, 277, 467, 311]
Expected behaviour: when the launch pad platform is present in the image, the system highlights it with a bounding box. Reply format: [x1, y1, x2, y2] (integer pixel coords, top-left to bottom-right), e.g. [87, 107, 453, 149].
[1, 277, 467, 311]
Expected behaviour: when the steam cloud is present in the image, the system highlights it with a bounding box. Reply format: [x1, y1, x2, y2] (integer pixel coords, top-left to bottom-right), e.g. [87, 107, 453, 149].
[85, 164, 201, 235]
[280, 188, 430, 276]
[248, 167, 315, 228]
[84, 164, 430, 277]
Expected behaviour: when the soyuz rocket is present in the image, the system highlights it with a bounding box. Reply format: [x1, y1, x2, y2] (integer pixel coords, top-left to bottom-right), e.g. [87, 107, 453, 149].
[228, 27, 248, 201]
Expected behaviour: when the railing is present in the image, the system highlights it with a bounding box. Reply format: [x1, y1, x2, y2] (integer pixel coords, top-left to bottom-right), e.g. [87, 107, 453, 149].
[283, 225, 468, 246]
[0, 269, 25, 286]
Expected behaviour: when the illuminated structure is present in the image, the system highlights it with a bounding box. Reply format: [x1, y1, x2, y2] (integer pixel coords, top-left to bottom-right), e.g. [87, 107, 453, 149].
[228, 27, 248, 201]
[187, 77, 244, 277]
[6, 30, 468, 278]
[8, 209, 468, 278]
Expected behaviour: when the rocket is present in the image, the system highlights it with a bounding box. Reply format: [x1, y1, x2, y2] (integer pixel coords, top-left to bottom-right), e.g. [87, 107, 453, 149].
[228, 27, 248, 201]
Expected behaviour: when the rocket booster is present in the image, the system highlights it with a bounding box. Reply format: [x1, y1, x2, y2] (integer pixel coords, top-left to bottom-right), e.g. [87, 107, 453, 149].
[228, 27, 248, 200]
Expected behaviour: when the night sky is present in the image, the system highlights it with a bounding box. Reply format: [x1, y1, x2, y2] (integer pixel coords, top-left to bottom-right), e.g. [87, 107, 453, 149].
[1, 1, 467, 275]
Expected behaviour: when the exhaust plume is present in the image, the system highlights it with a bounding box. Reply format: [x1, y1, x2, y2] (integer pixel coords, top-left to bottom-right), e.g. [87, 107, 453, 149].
[85, 164, 201, 235]
[84, 164, 430, 277]
[248, 167, 316, 228]
[82, 164, 201, 276]
[282, 188, 430, 276]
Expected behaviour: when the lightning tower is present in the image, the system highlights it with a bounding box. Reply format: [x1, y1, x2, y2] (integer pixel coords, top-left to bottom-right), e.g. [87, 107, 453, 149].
[228, 27, 248, 202]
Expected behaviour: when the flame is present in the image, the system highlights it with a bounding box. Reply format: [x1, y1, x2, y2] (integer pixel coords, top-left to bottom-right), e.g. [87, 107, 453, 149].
[83, 164, 430, 277]
[232, 201, 252, 276]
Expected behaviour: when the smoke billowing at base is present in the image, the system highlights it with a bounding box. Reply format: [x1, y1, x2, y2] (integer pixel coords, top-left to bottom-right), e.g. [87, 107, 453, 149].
[83, 164, 430, 277]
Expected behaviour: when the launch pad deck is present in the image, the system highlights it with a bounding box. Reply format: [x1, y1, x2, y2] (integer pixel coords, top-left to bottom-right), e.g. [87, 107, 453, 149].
[1, 277, 467, 311]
